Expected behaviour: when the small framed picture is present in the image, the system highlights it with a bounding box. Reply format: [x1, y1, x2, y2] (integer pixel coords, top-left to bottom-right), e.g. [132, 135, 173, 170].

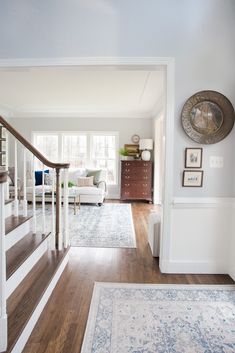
[185, 148, 202, 168]
[182, 170, 203, 187]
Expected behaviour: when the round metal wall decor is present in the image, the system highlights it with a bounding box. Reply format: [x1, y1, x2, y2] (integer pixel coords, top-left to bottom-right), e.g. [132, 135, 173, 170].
[181, 90, 235, 144]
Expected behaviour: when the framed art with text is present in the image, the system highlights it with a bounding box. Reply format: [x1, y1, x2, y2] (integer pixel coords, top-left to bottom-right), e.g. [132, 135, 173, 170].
[182, 170, 203, 187]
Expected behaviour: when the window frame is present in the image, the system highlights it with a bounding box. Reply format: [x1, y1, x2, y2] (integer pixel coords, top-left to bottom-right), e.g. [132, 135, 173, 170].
[32, 130, 119, 185]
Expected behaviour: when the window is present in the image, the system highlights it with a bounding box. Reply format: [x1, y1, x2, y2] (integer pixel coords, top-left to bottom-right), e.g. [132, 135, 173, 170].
[33, 133, 59, 169]
[62, 134, 87, 169]
[91, 135, 117, 184]
[32, 131, 118, 185]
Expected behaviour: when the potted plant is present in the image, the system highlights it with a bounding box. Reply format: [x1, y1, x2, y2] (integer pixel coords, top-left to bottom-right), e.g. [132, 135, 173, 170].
[119, 148, 129, 160]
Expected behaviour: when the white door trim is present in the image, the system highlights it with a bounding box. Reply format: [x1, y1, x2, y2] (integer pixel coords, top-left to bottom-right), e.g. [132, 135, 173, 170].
[0, 56, 175, 273]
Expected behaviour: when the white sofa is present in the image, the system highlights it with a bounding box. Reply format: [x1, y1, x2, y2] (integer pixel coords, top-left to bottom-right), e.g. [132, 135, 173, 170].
[26, 168, 107, 206]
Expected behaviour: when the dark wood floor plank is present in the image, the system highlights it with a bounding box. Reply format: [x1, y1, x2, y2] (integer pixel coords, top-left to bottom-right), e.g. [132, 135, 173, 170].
[5, 215, 32, 235]
[6, 232, 50, 279]
[6, 248, 69, 353]
[22, 201, 234, 353]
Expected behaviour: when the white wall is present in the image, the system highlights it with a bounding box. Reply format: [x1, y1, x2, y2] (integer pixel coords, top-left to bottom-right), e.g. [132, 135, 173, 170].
[9, 117, 153, 198]
[0, 0, 235, 197]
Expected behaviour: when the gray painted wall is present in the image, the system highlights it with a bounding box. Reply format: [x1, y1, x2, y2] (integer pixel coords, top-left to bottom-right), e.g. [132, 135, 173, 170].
[1, 0, 235, 197]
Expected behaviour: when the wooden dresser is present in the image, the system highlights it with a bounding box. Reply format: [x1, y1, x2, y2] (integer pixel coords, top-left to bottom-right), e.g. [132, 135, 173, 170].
[121, 160, 152, 202]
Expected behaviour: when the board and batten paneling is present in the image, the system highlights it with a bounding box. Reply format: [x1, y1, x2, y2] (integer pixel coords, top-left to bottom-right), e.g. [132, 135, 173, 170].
[161, 198, 234, 275]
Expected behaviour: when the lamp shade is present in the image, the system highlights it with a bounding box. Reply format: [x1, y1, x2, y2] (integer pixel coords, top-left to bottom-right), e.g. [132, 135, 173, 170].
[139, 139, 153, 150]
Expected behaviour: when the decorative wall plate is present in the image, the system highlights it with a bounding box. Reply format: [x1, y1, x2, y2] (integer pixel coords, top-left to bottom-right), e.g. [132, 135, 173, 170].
[181, 90, 235, 144]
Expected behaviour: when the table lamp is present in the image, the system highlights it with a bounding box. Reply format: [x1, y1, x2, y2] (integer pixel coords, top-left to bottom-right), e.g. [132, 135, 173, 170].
[139, 139, 153, 161]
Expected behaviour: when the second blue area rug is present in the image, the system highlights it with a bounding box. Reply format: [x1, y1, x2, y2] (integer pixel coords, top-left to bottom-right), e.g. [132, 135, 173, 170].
[81, 283, 235, 353]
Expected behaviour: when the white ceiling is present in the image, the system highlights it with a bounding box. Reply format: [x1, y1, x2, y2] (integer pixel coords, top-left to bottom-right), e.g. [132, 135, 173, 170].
[0, 67, 165, 119]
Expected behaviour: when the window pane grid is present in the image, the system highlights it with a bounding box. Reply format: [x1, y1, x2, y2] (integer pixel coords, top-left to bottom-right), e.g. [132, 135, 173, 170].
[33, 132, 118, 185]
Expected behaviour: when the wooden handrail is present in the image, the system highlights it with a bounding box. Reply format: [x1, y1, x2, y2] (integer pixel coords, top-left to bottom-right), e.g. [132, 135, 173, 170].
[0, 116, 69, 169]
[0, 171, 7, 184]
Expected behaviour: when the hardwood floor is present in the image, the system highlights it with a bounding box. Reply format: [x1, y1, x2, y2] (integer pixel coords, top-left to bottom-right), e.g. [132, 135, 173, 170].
[23, 202, 234, 353]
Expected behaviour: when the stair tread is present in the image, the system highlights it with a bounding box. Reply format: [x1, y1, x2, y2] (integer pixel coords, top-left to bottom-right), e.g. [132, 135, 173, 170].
[5, 215, 32, 235]
[6, 232, 50, 280]
[7, 247, 69, 353]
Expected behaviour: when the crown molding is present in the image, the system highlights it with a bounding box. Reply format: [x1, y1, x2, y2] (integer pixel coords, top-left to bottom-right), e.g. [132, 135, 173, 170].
[8, 109, 155, 119]
[0, 56, 174, 69]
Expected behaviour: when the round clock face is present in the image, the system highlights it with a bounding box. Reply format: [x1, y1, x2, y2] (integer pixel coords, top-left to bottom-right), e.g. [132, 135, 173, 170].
[131, 134, 140, 144]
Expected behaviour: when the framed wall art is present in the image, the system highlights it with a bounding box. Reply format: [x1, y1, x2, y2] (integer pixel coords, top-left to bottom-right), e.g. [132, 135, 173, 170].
[182, 170, 203, 187]
[185, 148, 202, 168]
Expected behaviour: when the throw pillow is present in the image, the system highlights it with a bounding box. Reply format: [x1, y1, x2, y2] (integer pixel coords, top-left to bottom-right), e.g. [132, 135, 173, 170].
[35, 170, 49, 186]
[77, 176, 94, 187]
[44, 173, 54, 186]
[86, 169, 101, 185]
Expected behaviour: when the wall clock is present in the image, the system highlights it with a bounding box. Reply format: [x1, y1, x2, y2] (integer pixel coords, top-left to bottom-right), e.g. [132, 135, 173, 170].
[181, 90, 235, 144]
[131, 134, 140, 144]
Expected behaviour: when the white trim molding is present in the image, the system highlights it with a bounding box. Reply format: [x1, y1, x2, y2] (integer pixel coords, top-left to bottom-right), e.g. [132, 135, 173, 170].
[0, 56, 174, 69]
[0, 56, 175, 275]
[161, 260, 228, 274]
[172, 197, 235, 209]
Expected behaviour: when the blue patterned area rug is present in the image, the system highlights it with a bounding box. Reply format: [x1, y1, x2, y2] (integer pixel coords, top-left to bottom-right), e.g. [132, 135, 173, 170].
[81, 283, 235, 353]
[70, 204, 136, 248]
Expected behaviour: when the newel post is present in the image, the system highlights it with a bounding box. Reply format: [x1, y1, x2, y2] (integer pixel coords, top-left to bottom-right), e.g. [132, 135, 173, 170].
[0, 172, 8, 352]
[55, 168, 62, 250]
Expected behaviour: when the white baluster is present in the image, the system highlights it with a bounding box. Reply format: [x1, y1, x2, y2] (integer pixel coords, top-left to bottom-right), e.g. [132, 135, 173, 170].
[63, 168, 69, 248]
[0, 176, 7, 351]
[5, 131, 9, 200]
[14, 140, 19, 217]
[32, 156, 36, 233]
[50, 169, 55, 250]
[42, 164, 45, 235]
[23, 149, 27, 217]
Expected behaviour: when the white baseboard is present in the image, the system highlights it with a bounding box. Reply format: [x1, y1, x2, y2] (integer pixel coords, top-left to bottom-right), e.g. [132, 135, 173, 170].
[229, 268, 235, 281]
[0, 316, 7, 352]
[6, 239, 48, 298]
[11, 248, 70, 353]
[161, 260, 227, 274]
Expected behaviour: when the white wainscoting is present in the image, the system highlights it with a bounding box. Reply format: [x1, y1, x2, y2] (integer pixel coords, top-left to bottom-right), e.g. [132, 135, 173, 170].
[229, 211, 235, 281]
[163, 198, 235, 275]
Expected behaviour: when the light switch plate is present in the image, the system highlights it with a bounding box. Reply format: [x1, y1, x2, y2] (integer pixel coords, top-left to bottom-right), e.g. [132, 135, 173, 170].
[210, 156, 223, 168]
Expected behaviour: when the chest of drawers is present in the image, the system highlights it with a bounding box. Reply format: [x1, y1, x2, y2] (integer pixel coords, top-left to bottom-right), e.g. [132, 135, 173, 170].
[121, 160, 152, 202]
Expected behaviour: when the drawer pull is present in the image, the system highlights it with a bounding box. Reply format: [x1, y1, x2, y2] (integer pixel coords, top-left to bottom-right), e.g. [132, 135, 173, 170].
[125, 176, 130, 179]
[124, 192, 129, 195]
[143, 176, 148, 179]
[125, 169, 130, 172]
[125, 183, 130, 187]
[143, 183, 148, 187]
[142, 192, 147, 195]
